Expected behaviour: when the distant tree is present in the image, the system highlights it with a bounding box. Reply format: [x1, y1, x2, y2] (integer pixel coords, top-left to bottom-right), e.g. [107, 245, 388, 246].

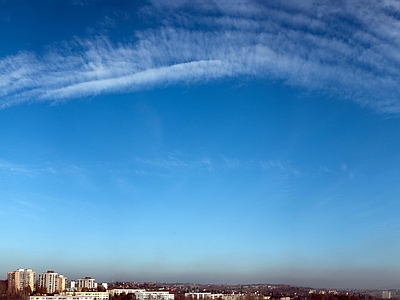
[21, 285, 32, 299]
[7, 285, 19, 300]
[35, 285, 47, 295]
[311, 294, 327, 300]
[114, 292, 127, 300]
[113, 292, 136, 300]
[174, 293, 185, 300]
[97, 285, 106, 292]
[0, 280, 7, 298]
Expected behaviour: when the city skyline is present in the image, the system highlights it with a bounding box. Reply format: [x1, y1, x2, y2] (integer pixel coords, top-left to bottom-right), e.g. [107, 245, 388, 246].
[4, 267, 400, 292]
[2, 0, 400, 290]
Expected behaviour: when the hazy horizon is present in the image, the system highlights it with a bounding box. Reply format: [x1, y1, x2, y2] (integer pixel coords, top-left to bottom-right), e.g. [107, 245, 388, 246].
[2, 0, 400, 290]
[6, 265, 400, 290]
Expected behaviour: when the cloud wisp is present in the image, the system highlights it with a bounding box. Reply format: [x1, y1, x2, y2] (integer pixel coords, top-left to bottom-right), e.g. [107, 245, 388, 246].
[1, 0, 400, 112]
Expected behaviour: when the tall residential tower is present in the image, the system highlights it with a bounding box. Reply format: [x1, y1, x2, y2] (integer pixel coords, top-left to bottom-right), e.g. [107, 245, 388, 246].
[38, 270, 67, 294]
[7, 269, 36, 293]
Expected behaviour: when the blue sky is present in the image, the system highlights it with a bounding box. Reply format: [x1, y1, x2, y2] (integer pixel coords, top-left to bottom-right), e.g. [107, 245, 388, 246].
[2, 0, 400, 289]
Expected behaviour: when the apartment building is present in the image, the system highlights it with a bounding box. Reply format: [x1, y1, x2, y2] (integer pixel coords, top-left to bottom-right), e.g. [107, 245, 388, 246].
[58, 275, 67, 293]
[135, 291, 175, 300]
[30, 296, 94, 300]
[38, 270, 67, 294]
[77, 277, 96, 290]
[7, 268, 36, 293]
[109, 289, 146, 296]
[63, 291, 109, 300]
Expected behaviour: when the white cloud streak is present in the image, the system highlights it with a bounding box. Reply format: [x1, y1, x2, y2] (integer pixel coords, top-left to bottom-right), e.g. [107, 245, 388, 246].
[260, 159, 300, 176]
[1, 0, 400, 112]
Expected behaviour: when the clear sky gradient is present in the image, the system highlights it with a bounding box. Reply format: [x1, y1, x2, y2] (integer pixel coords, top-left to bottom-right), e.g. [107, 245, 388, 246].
[2, 0, 400, 290]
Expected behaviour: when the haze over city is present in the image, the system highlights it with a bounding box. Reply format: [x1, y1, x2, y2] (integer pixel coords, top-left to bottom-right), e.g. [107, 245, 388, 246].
[2, 0, 400, 290]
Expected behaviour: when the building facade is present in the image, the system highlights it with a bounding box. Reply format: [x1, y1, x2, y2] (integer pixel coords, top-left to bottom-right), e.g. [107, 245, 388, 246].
[135, 291, 175, 300]
[7, 269, 36, 293]
[64, 292, 109, 300]
[77, 277, 96, 291]
[109, 289, 146, 297]
[58, 275, 67, 293]
[38, 270, 67, 294]
[30, 296, 94, 300]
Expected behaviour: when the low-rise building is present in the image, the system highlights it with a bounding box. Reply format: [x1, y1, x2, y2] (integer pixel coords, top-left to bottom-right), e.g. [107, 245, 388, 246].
[382, 291, 392, 299]
[185, 293, 212, 300]
[109, 289, 146, 296]
[135, 291, 174, 300]
[63, 291, 109, 300]
[185, 294, 223, 300]
[30, 296, 93, 300]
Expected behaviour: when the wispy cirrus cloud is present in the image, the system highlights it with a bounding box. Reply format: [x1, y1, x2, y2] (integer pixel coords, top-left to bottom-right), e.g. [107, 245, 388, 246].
[131, 154, 302, 178]
[0, 158, 88, 180]
[133, 155, 214, 173]
[1, 0, 400, 112]
[0, 159, 43, 177]
[260, 159, 300, 176]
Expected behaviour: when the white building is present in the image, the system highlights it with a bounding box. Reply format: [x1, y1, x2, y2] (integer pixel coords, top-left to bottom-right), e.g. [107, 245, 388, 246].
[211, 295, 224, 300]
[68, 281, 77, 292]
[185, 293, 211, 300]
[38, 270, 67, 294]
[109, 289, 146, 296]
[77, 277, 96, 290]
[30, 296, 93, 300]
[186, 294, 245, 300]
[135, 291, 174, 300]
[185, 294, 224, 300]
[63, 292, 109, 300]
[8, 268, 36, 293]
